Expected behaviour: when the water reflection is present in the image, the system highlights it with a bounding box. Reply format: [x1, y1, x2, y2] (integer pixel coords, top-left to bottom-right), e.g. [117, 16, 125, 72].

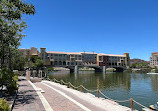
[150, 74, 158, 91]
[49, 71, 131, 92]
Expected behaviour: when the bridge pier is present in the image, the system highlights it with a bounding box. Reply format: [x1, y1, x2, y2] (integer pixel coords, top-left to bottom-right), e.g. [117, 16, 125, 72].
[75, 66, 79, 73]
[69, 66, 79, 73]
[95, 66, 106, 73]
[70, 68, 74, 73]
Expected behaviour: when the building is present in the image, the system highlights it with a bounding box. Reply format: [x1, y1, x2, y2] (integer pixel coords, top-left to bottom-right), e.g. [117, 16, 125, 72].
[40, 48, 83, 67]
[150, 52, 158, 67]
[97, 53, 130, 69]
[19, 47, 39, 57]
[39, 48, 130, 69]
[81, 52, 97, 64]
[19, 47, 130, 69]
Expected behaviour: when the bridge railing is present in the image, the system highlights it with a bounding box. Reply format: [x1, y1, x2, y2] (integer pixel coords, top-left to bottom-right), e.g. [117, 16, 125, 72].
[46, 78, 150, 111]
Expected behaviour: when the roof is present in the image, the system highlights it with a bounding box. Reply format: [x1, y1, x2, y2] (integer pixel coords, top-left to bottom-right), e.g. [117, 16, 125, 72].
[67, 52, 81, 55]
[47, 51, 81, 55]
[98, 53, 125, 57]
[152, 52, 158, 55]
[47, 51, 67, 54]
[80, 52, 97, 54]
[47, 51, 125, 57]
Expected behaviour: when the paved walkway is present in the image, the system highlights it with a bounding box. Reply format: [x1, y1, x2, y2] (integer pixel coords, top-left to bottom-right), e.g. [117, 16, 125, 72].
[34, 81, 132, 111]
[13, 78, 132, 111]
[13, 78, 45, 111]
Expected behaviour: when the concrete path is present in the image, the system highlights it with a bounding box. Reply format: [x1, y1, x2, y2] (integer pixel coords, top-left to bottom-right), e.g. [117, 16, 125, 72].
[13, 78, 45, 111]
[13, 77, 132, 111]
[34, 80, 132, 111]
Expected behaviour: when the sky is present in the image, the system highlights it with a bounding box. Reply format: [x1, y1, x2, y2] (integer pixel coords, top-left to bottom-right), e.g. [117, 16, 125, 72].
[20, 0, 158, 61]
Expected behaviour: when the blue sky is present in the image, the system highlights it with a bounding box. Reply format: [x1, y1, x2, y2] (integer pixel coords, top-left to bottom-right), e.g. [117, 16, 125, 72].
[20, 0, 158, 61]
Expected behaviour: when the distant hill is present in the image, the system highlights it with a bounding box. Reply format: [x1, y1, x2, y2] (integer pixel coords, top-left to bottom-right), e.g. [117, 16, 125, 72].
[130, 58, 149, 65]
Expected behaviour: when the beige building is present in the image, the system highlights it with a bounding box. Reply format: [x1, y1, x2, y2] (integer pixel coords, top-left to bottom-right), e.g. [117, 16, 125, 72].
[150, 52, 158, 67]
[97, 53, 130, 69]
[19, 47, 130, 69]
[19, 47, 39, 57]
[40, 48, 83, 66]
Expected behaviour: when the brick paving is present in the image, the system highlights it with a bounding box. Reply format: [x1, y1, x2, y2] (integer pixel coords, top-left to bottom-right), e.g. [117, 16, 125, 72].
[34, 82, 84, 111]
[13, 78, 45, 111]
[13, 78, 131, 111]
[40, 82, 104, 111]
[38, 81, 132, 111]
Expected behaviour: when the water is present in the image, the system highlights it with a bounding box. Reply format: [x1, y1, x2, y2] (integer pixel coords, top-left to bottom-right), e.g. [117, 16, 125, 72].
[47, 71, 158, 110]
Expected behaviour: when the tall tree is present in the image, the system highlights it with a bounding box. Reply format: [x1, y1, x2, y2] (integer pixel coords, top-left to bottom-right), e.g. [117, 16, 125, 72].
[0, 0, 35, 70]
[0, 0, 35, 94]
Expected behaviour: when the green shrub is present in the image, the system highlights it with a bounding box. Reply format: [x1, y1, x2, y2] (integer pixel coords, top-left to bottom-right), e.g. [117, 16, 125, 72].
[7, 81, 18, 95]
[13, 75, 18, 82]
[47, 67, 54, 72]
[0, 98, 10, 111]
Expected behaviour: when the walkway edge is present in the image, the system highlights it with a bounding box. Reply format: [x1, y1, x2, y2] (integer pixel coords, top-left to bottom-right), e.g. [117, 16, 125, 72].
[28, 81, 53, 111]
[42, 82, 91, 111]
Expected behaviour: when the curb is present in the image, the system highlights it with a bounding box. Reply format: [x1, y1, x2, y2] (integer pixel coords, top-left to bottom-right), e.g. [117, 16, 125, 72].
[10, 85, 19, 111]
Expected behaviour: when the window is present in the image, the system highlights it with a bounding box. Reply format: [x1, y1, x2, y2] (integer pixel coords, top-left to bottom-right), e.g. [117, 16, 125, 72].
[99, 56, 102, 61]
[54, 61, 57, 65]
[59, 61, 62, 65]
[63, 61, 66, 65]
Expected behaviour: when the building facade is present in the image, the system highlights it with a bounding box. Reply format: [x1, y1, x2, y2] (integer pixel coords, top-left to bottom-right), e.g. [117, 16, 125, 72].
[150, 52, 158, 67]
[19, 47, 130, 69]
[97, 53, 130, 69]
[19, 47, 39, 57]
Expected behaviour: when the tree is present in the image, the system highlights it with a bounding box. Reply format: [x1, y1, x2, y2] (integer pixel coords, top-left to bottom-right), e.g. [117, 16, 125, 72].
[0, 0, 35, 95]
[12, 50, 25, 70]
[0, 0, 35, 70]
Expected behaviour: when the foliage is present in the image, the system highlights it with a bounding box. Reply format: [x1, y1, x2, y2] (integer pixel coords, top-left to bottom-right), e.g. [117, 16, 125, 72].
[130, 62, 149, 68]
[0, 68, 14, 90]
[34, 57, 44, 69]
[0, 0, 35, 95]
[25, 56, 44, 69]
[47, 67, 54, 72]
[7, 80, 18, 95]
[0, 98, 10, 111]
[13, 75, 18, 82]
[0, 68, 18, 95]
[12, 50, 25, 70]
[0, 0, 35, 70]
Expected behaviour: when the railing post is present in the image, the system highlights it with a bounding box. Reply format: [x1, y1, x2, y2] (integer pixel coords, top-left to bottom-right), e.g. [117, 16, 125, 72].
[80, 85, 82, 92]
[60, 80, 63, 85]
[67, 82, 70, 88]
[97, 89, 99, 98]
[130, 98, 133, 110]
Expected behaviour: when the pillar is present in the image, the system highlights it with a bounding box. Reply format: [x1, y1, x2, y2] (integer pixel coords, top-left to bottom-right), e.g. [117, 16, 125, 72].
[70, 68, 74, 73]
[102, 66, 106, 74]
[33, 70, 36, 77]
[39, 70, 42, 78]
[75, 65, 79, 74]
[26, 70, 30, 80]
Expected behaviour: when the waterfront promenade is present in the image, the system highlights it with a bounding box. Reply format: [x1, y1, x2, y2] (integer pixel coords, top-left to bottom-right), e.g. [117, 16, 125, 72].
[13, 77, 133, 111]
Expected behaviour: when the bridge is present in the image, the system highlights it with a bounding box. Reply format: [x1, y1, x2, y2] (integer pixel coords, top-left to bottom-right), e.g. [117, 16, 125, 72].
[50, 63, 125, 73]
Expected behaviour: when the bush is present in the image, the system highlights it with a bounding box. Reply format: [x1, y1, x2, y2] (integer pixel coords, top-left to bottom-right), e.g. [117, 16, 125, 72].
[47, 67, 54, 72]
[13, 75, 18, 82]
[0, 98, 10, 111]
[7, 81, 18, 95]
